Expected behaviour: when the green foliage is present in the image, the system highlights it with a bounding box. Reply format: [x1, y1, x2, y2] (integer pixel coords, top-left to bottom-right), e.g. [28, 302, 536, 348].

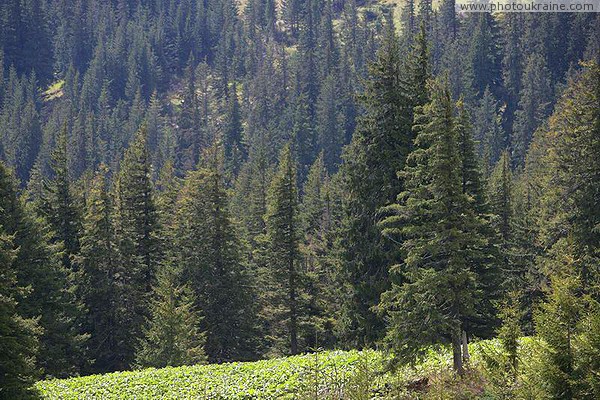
[170, 150, 258, 362]
[0, 162, 85, 378]
[337, 22, 415, 347]
[36, 341, 528, 399]
[113, 126, 160, 369]
[511, 52, 552, 168]
[0, 0, 599, 388]
[135, 265, 206, 369]
[0, 225, 40, 400]
[37, 125, 82, 272]
[497, 292, 523, 377]
[76, 166, 120, 373]
[264, 143, 303, 355]
[379, 79, 490, 373]
[533, 241, 584, 399]
[37, 350, 382, 400]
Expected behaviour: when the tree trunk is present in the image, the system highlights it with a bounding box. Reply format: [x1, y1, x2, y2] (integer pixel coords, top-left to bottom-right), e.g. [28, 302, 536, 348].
[289, 257, 298, 355]
[452, 329, 464, 375]
[462, 330, 470, 364]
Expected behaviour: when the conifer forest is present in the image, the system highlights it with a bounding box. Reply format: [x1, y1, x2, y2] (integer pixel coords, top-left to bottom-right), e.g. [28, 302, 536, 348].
[1, 0, 600, 398]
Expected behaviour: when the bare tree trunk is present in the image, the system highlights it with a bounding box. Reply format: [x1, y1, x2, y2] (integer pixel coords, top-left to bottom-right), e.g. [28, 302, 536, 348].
[289, 257, 298, 355]
[289, 288, 298, 354]
[462, 330, 470, 364]
[452, 329, 464, 375]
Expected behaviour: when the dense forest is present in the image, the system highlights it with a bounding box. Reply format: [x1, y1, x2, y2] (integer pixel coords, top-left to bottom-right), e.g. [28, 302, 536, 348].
[1, 0, 599, 398]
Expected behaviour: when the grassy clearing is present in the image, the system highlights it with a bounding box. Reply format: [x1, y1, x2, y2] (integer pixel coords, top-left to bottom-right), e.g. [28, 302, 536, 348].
[36, 350, 383, 399]
[43, 80, 65, 101]
[36, 340, 525, 399]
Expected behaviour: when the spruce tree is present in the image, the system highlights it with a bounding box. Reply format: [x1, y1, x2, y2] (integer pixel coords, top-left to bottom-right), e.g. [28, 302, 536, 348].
[455, 100, 499, 338]
[523, 62, 599, 301]
[438, 0, 457, 42]
[552, 62, 600, 290]
[497, 291, 522, 377]
[417, 0, 432, 34]
[135, 265, 206, 369]
[176, 57, 203, 172]
[464, 13, 502, 98]
[533, 239, 584, 399]
[77, 166, 121, 373]
[170, 151, 257, 362]
[511, 52, 552, 168]
[406, 23, 432, 112]
[288, 91, 316, 174]
[474, 87, 505, 173]
[0, 226, 40, 400]
[265, 144, 303, 355]
[155, 158, 182, 228]
[316, 73, 344, 173]
[113, 126, 159, 369]
[488, 151, 513, 245]
[378, 79, 487, 374]
[223, 86, 245, 179]
[455, 100, 485, 210]
[490, 151, 537, 304]
[337, 22, 413, 346]
[501, 13, 524, 138]
[0, 162, 85, 377]
[299, 153, 337, 349]
[37, 126, 82, 272]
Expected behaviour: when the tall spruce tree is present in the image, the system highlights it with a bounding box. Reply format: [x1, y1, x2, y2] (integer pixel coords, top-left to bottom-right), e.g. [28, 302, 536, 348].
[406, 23, 432, 112]
[337, 22, 414, 346]
[487, 151, 519, 289]
[265, 144, 303, 355]
[552, 62, 600, 291]
[37, 126, 82, 272]
[523, 62, 599, 298]
[176, 57, 203, 172]
[299, 153, 337, 349]
[378, 79, 488, 374]
[501, 13, 524, 138]
[455, 101, 485, 210]
[77, 166, 121, 373]
[0, 162, 85, 377]
[316, 73, 344, 173]
[455, 100, 499, 337]
[0, 225, 40, 400]
[464, 13, 502, 99]
[113, 126, 159, 369]
[533, 239, 584, 399]
[170, 149, 257, 362]
[488, 151, 513, 244]
[223, 85, 245, 179]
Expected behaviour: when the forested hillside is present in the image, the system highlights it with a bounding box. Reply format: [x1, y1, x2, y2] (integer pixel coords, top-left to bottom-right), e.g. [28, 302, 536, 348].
[1, 0, 599, 398]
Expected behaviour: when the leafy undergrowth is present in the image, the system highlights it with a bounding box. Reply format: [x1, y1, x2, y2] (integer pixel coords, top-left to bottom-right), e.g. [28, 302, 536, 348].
[36, 340, 517, 399]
